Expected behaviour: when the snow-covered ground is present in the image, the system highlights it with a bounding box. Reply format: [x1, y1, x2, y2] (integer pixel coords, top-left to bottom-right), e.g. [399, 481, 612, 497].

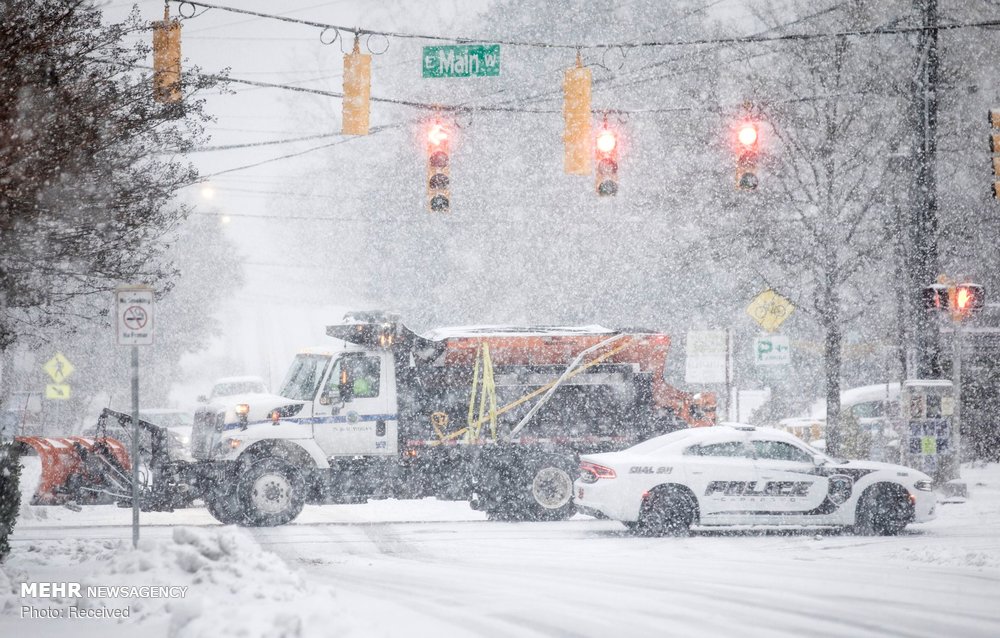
[2, 464, 999, 637]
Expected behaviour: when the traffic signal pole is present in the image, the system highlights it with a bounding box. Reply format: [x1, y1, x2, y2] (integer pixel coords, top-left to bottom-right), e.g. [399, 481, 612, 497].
[950, 324, 963, 482]
[911, 0, 941, 378]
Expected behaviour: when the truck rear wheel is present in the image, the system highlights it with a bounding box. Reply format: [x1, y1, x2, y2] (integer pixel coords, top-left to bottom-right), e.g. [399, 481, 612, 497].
[236, 456, 306, 527]
[528, 460, 576, 520]
[484, 454, 576, 522]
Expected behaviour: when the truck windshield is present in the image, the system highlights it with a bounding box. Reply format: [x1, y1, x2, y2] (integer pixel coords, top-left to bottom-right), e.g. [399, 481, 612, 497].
[279, 354, 330, 401]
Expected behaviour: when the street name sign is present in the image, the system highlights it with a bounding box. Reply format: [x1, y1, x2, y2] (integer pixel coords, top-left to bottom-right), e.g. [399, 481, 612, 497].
[423, 44, 500, 78]
[116, 285, 154, 346]
[685, 330, 727, 383]
[746, 289, 795, 333]
[754, 336, 791, 366]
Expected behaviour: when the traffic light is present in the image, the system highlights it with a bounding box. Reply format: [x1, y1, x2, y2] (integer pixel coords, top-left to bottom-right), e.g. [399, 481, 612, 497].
[990, 109, 1000, 198]
[426, 121, 451, 212]
[735, 121, 759, 190]
[922, 282, 985, 321]
[595, 126, 618, 196]
[342, 36, 371, 135]
[563, 54, 592, 175]
[951, 283, 985, 320]
[152, 6, 182, 104]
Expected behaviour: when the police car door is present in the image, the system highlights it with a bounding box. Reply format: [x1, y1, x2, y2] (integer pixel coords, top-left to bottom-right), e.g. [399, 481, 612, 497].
[682, 436, 757, 523]
[313, 352, 396, 458]
[749, 436, 829, 521]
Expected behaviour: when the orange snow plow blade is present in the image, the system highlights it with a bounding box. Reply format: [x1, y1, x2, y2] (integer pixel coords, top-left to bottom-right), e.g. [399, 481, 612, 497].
[13, 436, 131, 505]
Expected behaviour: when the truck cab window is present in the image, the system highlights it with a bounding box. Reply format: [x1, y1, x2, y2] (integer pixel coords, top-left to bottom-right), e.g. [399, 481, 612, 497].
[344, 356, 381, 399]
[279, 354, 330, 401]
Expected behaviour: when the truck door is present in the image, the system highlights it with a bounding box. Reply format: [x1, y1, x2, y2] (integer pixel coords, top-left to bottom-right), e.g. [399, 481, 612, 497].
[313, 352, 397, 458]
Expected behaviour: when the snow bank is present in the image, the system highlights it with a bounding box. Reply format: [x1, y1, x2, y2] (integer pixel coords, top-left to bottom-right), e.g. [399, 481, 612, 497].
[16, 456, 43, 521]
[2, 526, 359, 637]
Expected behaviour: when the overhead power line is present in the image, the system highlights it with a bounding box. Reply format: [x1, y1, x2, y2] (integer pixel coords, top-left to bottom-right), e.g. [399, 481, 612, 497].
[172, 0, 1000, 49]
[189, 131, 344, 152]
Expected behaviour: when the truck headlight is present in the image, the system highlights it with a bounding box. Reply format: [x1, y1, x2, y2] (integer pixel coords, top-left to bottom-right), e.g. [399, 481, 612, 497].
[228, 439, 242, 450]
[914, 479, 933, 492]
[235, 403, 250, 417]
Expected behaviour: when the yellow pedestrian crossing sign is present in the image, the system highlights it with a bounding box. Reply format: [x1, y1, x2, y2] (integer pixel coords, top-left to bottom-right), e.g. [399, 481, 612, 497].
[46, 383, 71, 400]
[746, 290, 795, 333]
[43, 352, 75, 383]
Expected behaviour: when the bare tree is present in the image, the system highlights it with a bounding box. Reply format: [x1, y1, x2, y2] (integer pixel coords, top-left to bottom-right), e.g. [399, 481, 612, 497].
[0, 1, 218, 355]
[716, 4, 911, 453]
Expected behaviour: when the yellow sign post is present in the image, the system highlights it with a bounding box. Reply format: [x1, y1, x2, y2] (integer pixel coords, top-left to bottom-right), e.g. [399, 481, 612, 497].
[43, 352, 75, 401]
[746, 289, 795, 333]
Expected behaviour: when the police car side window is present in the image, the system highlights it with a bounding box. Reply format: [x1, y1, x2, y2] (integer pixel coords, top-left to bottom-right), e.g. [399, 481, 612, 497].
[753, 440, 812, 463]
[684, 441, 747, 457]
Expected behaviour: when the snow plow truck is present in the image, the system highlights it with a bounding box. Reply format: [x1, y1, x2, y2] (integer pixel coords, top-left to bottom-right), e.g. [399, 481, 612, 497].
[20, 313, 716, 525]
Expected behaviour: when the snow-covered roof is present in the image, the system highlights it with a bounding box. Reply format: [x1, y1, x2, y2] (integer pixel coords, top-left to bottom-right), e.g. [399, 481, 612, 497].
[903, 379, 954, 388]
[840, 383, 900, 406]
[213, 375, 267, 385]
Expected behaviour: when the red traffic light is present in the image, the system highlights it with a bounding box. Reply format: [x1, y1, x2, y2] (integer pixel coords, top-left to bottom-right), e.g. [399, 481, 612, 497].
[427, 123, 449, 147]
[594, 126, 619, 197]
[596, 129, 617, 154]
[953, 283, 985, 315]
[737, 123, 758, 148]
[425, 120, 452, 212]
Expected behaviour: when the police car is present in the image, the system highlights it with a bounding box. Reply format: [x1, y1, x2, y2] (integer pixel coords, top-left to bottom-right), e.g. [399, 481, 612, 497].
[574, 424, 936, 536]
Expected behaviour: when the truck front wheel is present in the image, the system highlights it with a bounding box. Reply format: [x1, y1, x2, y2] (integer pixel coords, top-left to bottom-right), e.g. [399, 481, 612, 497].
[486, 455, 576, 522]
[236, 456, 306, 527]
[205, 482, 245, 525]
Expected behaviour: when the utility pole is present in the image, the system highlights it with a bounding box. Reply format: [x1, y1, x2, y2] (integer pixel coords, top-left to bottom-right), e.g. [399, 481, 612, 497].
[911, 0, 941, 379]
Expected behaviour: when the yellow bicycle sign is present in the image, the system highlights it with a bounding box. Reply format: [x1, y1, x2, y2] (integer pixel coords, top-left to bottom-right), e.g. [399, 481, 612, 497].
[746, 289, 795, 333]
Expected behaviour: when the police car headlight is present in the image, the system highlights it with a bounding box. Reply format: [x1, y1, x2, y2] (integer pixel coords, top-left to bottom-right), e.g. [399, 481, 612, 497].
[235, 404, 250, 417]
[914, 479, 933, 492]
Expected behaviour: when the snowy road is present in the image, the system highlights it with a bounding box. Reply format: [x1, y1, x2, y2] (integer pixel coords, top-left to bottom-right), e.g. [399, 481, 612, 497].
[250, 516, 999, 638]
[3, 465, 1000, 637]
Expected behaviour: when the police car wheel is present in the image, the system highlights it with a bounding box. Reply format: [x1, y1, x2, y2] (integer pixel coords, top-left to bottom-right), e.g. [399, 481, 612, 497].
[854, 483, 912, 536]
[637, 488, 695, 537]
[237, 456, 305, 527]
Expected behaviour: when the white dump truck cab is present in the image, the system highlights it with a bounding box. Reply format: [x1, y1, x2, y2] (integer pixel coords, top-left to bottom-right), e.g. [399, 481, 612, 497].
[192, 342, 399, 467]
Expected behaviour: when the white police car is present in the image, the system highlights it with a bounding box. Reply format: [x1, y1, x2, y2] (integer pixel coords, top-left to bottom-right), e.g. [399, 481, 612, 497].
[574, 424, 936, 536]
